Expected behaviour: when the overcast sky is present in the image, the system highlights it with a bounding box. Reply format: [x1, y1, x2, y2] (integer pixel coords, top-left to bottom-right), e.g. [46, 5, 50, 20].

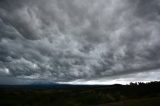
[0, 0, 160, 85]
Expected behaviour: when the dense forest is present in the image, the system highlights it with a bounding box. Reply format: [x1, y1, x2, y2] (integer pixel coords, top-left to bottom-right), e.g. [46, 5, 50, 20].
[0, 81, 160, 106]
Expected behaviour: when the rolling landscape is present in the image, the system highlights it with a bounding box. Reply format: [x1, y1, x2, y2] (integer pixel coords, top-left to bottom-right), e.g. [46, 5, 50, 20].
[0, 81, 160, 106]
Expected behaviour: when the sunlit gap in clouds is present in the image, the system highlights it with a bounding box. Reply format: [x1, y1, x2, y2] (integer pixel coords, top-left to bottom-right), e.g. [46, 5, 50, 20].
[58, 69, 160, 85]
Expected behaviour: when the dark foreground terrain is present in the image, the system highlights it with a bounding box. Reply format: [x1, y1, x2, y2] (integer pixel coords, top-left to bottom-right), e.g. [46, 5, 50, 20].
[0, 81, 160, 106]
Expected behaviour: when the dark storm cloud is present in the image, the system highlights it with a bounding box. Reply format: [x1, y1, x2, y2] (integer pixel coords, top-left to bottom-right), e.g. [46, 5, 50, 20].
[0, 0, 160, 84]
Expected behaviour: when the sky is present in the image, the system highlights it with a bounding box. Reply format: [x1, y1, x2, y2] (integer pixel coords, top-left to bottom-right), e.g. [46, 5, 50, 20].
[0, 0, 160, 85]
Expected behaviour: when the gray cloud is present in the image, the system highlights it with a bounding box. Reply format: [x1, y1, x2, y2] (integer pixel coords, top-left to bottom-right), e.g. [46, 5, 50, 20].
[0, 0, 160, 84]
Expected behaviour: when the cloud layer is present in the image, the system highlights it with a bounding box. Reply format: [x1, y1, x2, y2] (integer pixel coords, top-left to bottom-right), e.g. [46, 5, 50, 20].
[0, 0, 160, 84]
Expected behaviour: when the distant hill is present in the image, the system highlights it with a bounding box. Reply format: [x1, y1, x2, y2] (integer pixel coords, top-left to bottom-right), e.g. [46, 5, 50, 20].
[0, 81, 160, 106]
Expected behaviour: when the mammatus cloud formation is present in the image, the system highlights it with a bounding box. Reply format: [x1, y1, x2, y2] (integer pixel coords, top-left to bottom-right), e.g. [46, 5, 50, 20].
[0, 0, 160, 84]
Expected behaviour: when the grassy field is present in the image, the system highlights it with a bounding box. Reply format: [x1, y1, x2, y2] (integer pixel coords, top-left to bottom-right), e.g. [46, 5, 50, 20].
[0, 82, 160, 106]
[99, 97, 160, 106]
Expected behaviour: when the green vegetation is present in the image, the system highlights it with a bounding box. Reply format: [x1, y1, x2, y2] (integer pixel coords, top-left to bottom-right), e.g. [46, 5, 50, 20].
[0, 81, 160, 106]
[99, 97, 160, 106]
